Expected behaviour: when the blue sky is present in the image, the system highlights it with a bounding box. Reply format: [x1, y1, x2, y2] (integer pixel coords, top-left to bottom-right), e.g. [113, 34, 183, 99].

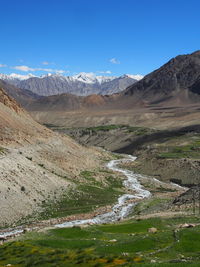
[0, 0, 200, 77]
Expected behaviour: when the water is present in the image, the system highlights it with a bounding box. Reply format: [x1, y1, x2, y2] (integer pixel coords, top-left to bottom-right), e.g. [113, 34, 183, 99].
[0, 155, 151, 237]
[0, 229, 24, 239]
[55, 155, 151, 228]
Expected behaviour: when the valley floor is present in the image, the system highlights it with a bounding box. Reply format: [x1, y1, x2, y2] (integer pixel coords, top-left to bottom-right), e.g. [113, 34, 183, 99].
[1, 123, 200, 266]
[1, 215, 200, 266]
[0, 151, 198, 266]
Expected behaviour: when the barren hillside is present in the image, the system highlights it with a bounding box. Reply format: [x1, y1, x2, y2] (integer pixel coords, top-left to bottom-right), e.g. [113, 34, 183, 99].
[0, 88, 106, 227]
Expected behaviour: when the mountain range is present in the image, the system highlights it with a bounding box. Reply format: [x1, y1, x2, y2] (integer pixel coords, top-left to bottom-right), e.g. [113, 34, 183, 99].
[0, 72, 142, 96]
[1, 51, 200, 130]
[23, 50, 200, 109]
[19, 50, 200, 129]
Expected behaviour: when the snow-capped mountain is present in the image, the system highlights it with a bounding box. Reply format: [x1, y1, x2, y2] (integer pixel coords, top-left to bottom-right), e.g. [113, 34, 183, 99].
[73, 72, 116, 84]
[0, 72, 143, 96]
[123, 74, 144, 80]
[0, 73, 35, 82]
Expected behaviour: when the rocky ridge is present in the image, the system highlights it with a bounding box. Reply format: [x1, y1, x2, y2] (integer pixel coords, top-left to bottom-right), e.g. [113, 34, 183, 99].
[0, 73, 140, 96]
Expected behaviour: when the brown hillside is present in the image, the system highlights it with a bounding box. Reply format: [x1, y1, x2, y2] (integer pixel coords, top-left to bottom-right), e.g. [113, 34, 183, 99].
[0, 87, 52, 146]
[0, 87, 106, 227]
[0, 87, 23, 113]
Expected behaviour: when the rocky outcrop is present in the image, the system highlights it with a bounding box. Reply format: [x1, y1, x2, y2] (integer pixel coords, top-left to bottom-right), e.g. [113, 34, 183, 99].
[173, 185, 200, 205]
[0, 87, 23, 113]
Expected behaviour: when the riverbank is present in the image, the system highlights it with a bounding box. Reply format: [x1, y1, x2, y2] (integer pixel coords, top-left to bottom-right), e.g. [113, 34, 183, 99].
[0, 154, 185, 241]
[2, 215, 200, 266]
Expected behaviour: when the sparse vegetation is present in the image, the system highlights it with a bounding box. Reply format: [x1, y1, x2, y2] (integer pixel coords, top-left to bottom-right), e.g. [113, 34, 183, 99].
[21, 186, 26, 192]
[83, 124, 126, 133]
[43, 123, 156, 152]
[39, 173, 124, 220]
[44, 123, 155, 136]
[157, 141, 200, 159]
[38, 163, 44, 168]
[125, 131, 200, 185]
[131, 198, 172, 216]
[0, 146, 5, 154]
[126, 126, 155, 135]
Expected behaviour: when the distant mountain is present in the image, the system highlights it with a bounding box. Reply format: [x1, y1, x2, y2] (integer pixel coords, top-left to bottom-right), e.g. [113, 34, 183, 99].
[72, 72, 116, 84]
[0, 72, 142, 96]
[19, 50, 200, 130]
[0, 73, 36, 84]
[100, 74, 141, 95]
[3, 51, 200, 116]
[123, 50, 200, 105]
[0, 79, 40, 108]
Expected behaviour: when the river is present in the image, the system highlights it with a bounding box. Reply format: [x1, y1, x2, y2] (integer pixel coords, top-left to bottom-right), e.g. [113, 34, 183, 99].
[0, 155, 151, 238]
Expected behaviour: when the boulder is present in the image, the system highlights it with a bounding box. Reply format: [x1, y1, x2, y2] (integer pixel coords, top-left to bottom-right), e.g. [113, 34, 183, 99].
[148, 227, 157, 233]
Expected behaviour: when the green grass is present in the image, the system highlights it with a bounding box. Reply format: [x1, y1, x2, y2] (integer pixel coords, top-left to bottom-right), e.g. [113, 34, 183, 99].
[98, 217, 168, 233]
[46, 123, 155, 138]
[80, 124, 155, 137]
[157, 139, 200, 159]
[80, 170, 100, 184]
[1, 216, 200, 266]
[174, 226, 200, 253]
[39, 174, 124, 220]
[130, 198, 171, 216]
[126, 126, 155, 135]
[85, 124, 125, 132]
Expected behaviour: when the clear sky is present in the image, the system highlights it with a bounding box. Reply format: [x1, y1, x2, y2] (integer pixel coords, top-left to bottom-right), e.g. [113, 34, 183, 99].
[0, 0, 200, 77]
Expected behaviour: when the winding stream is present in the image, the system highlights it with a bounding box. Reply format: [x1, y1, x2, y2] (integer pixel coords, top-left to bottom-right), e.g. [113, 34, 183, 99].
[0, 155, 151, 238]
[55, 155, 151, 227]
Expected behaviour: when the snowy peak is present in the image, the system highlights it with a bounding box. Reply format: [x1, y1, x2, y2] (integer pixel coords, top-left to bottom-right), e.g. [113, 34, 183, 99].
[121, 74, 144, 80]
[0, 72, 143, 83]
[73, 72, 97, 84]
[73, 72, 116, 84]
[0, 72, 142, 96]
[9, 73, 36, 80]
[95, 75, 116, 84]
[40, 73, 65, 79]
[0, 73, 36, 81]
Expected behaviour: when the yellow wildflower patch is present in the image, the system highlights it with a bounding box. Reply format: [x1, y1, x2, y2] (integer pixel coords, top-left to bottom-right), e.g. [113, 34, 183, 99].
[133, 256, 143, 262]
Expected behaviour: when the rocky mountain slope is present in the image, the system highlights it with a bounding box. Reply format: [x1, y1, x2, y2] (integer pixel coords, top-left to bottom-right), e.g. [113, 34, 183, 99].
[0, 87, 107, 227]
[0, 72, 140, 96]
[123, 50, 200, 105]
[0, 79, 40, 107]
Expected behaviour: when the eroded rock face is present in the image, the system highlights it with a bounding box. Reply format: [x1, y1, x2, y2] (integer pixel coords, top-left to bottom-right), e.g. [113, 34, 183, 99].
[0, 88, 22, 113]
